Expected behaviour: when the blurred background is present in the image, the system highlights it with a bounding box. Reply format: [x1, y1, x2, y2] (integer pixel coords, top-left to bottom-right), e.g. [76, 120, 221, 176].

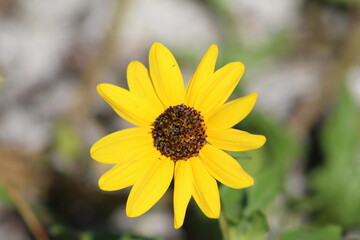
[0, 0, 360, 239]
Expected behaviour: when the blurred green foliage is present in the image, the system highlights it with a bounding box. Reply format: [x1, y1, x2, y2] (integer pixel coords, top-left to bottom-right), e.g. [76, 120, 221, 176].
[49, 224, 164, 240]
[218, 32, 292, 71]
[310, 88, 360, 228]
[221, 110, 299, 239]
[0, 182, 11, 205]
[54, 122, 83, 161]
[279, 225, 344, 240]
[221, 87, 360, 239]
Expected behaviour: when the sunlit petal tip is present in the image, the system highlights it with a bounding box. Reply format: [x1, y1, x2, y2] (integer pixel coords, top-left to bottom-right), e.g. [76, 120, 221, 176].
[206, 207, 220, 219]
[90, 141, 107, 162]
[98, 175, 110, 191]
[258, 135, 267, 147]
[89, 144, 97, 158]
[174, 222, 182, 229]
[247, 175, 255, 187]
[127, 60, 139, 69]
[125, 206, 141, 218]
[227, 61, 245, 74]
[96, 84, 113, 103]
[199, 144, 255, 189]
[127, 60, 149, 74]
[208, 44, 218, 53]
[96, 83, 121, 103]
[96, 83, 105, 95]
[89, 142, 108, 164]
[234, 61, 245, 69]
[153, 41, 163, 47]
[98, 169, 124, 191]
[96, 83, 114, 94]
[98, 171, 125, 192]
[238, 173, 255, 189]
[96, 83, 106, 89]
[206, 92, 259, 130]
[126, 199, 147, 217]
[201, 45, 219, 71]
[96, 83, 127, 98]
[208, 129, 266, 152]
[200, 44, 219, 69]
[231, 62, 245, 78]
[128, 60, 150, 73]
[150, 42, 168, 53]
[249, 92, 258, 100]
[125, 198, 144, 218]
[246, 92, 258, 108]
[174, 202, 188, 228]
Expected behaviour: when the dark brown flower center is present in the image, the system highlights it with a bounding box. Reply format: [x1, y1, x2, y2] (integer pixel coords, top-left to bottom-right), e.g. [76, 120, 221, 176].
[152, 104, 207, 161]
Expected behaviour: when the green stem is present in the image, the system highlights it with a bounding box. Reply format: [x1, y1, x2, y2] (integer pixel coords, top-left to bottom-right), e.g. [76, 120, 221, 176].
[0, 175, 50, 240]
[219, 211, 232, 240]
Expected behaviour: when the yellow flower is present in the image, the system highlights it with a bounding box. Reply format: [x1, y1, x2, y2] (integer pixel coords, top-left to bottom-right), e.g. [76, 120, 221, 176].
[91, 42, 266, 228]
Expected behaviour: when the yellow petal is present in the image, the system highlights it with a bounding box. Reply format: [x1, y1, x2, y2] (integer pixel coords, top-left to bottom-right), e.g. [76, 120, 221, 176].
[194, 62, 244, 116]
[191, 157, 220, 218]
[199, 144, 254, 189]
[126, 156, 174, 217]
[206, 93, 258, 130]
[207, 128, 266, 152]
[97, 83, 157, 127]
[90, 128, 153, 164]
[174, 160, 192, 229]
[149, 42, 185, 106]
[185, 45, 218, 107]
[127, 61, 165, 115]
[98, 149, 159, 191]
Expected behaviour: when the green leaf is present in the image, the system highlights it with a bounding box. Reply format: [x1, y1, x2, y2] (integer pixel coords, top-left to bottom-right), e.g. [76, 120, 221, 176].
[229, 148, 265, 177]
[228, 147, 283, 218]
[310, 87, 360, 227]
[220, 185, 245, 224]
[229, 113, 298, 216]
[245, 166, 283, 216]
[279, 225, 344, 240]
[233, 211, 269, 240]
[238, 112, 299, 168]
[222, 111, 299, 238]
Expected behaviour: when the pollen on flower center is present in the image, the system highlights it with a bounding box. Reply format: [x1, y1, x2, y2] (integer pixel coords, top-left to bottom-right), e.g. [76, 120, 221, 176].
[152, 104, 207, 161]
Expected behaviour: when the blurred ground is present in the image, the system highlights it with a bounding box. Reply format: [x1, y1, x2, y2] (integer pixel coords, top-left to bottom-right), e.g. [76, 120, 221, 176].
[0, 0, 360, 240]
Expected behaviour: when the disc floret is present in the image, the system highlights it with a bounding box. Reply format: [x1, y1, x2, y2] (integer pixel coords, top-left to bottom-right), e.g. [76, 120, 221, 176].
[152, 104, 207, 161]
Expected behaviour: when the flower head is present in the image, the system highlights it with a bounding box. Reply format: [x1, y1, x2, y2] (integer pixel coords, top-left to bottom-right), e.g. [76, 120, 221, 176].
[90, 42, 266, 228]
